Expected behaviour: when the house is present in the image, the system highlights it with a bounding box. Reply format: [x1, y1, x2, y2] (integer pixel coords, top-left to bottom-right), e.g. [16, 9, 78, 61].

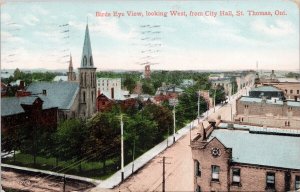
[191, 121, 300, 192]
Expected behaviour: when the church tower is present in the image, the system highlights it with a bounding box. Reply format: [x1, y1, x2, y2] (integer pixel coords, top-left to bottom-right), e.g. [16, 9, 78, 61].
[67, 54, 76, 81]
[78, 24, 97, 117]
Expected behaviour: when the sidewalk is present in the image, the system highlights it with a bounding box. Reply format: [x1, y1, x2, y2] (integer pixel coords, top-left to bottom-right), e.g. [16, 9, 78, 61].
[1, 163, 101, 185]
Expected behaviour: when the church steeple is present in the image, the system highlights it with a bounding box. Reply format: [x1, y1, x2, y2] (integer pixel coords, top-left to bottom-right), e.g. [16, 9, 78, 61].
[80, 24, 94, 68]
[67, 53, 76, 81]
[69, 54, 73, 71]
[78, 22, 97, 118]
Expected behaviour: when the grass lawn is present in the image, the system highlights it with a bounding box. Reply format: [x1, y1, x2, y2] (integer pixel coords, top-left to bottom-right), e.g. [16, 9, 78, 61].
[2, 153, 117, 180]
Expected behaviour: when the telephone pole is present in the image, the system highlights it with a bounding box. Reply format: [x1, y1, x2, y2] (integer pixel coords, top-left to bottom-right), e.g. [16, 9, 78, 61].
[197, 90, 200, 123]
[158, 156, 171, 192]
[162, 156, 165, 192]
[121, 114, 124, 181]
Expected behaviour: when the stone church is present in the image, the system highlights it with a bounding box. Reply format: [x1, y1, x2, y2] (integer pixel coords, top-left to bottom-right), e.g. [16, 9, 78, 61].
[26, 24, 97, 119]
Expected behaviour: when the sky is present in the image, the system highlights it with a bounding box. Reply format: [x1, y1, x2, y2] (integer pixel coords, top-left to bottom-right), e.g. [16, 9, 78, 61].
[1, 0, 299, 72]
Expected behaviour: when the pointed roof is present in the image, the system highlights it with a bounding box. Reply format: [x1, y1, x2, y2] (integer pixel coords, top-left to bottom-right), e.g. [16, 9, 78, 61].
[69, 54, 73, 68]
[80, 24, 94, 68]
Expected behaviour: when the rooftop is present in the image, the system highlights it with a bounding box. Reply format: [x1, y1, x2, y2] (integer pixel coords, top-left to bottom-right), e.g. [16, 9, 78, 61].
[26, 81, 79, 110]
[208, 126, 300, 170]
[239, 96, 300, 107]
[250, 86, 282, 92]
[1, 96, 55, 116]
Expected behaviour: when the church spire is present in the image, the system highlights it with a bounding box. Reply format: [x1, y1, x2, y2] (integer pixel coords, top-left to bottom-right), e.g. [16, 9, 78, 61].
[69, 53, 73, 69]
[80, 24, 94, 68]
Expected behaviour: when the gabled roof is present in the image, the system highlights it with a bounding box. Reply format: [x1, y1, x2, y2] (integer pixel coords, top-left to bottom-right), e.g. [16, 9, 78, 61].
[208, 128, 300, 170]
[26, 81, 79, 110]
[1, 96, 55, 116]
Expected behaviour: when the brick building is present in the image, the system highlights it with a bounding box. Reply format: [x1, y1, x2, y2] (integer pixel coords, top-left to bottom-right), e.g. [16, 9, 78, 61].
[249, 86, 284, 99]
[235, 96, 300, 129]
[191, 121, 300, 192]
[1, 96, 58, 134]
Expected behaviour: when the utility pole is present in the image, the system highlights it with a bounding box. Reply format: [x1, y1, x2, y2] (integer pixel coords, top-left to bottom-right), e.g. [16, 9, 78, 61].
[169, 98, 178, 144]
[63, 175, 66, 192]
[197, 90, 200, 119]
[213, 88, 216, 113]
[173, 105, 176, 143]
[121, 114, 124, 181]
[162, 156, 165, 192]
[132, 134, 136, 173]
[157, 156, 171, 192]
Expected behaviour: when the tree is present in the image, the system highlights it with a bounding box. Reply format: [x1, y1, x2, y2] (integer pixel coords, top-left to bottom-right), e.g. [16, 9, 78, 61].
[210, 85, 226, 104]
[123, 76, 136, 93]
[176, 86, 208, 128]
[54, 119, 88, 172]
[86, 112, 120, 173]
[142, 81, 155, 95]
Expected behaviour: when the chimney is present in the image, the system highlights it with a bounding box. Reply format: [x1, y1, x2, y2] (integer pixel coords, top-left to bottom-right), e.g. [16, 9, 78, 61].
[42, 89, 47, 95]
[208, 119, 216, 128]
[19, 80, 25, 90]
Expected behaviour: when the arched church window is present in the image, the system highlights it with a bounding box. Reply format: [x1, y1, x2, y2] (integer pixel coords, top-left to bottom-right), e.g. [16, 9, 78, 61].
[90, 56, 93, 66]
[83, 91, 86, 103]
[83, 56, 87, 66]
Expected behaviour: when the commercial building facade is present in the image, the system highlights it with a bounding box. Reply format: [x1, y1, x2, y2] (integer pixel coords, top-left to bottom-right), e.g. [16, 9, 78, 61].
[191, 121, 300, 192]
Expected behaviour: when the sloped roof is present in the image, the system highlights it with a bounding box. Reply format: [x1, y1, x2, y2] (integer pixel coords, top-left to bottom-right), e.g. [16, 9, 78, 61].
[26, 81, 79, 110]
[1, 96, 55, 116]
[208, 128, 300, 170]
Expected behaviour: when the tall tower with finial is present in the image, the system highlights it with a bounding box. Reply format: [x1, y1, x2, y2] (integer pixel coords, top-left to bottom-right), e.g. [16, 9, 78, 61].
[67, 54, 76, 81]
[78, 23, 97, 117]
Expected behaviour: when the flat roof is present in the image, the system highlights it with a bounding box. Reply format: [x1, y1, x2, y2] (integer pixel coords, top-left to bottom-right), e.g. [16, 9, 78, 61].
[239, 96, 300, 107]
[251, 86, 282, 92]
[208, 127, 300, 170]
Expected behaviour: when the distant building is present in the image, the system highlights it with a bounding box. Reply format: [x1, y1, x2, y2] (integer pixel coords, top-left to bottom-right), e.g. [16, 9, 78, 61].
[209, 77, 233, 97]
[249, 86, 285, 99]
[191, 121, 300, 192]
[180, 79, 195, 88]
[235, 96, 300, 129]
[53, 75, 68, 82]
[1, 82, 7, 97]
[256, 70, 300, 101]
[155, 83, 184, 97]
[144, 65, 151, 79]
[97, 78, 122, 99]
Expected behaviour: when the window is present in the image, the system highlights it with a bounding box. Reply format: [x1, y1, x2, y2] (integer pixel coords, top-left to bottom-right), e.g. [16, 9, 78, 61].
[83, 91, 86, 103]
[296, 175, 300, 190]
[290, 90, 293, 94]
[194, 160, 201, 177]
[266, 172, 275, 189]
[211, 165, 220, 181]
[83, 56, 87, 66]
[232, 168, 240, 184]
[297, 90, 299, 94]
